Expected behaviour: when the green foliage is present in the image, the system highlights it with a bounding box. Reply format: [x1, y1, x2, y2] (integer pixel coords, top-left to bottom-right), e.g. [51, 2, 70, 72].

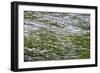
[24, 12, 39, 21]
[24, 30, 90, 61]
[70, 33, 90, 49]
[24, 35, 33, 48]
[24, 11, 90, 61]
[67, 32, 90, 58]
